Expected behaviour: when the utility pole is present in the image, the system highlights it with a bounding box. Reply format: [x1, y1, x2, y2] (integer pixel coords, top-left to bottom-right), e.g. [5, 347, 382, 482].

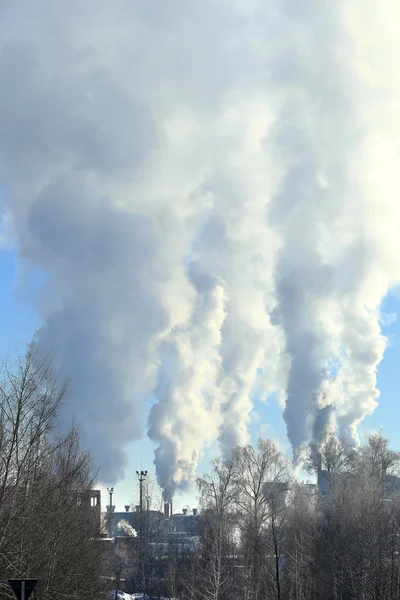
[115, 568, 120, 600]
[107, 487, 114, 538]
[136, 470, 148, 593]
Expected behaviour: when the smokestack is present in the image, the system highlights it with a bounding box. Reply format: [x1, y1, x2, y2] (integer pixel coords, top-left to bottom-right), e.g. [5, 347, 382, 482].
[164, 502, 171, 519]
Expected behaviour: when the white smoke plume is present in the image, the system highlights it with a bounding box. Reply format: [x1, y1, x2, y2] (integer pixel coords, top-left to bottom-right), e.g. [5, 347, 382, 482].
[148, 262, 227, 500]
[117, 520, 137, 538]
[265, 1, 398, 454]
[1, 0, 400, 491]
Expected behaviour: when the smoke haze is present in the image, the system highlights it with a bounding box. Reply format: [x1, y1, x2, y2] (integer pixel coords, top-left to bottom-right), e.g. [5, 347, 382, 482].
[1, 0, 399, 493]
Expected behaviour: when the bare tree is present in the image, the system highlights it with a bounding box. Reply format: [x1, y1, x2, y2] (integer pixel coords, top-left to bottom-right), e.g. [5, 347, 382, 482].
[304, 432, 357, 477]
[308, 435, 400, 600]
[359, 431, 400, 478]
[0, 339, 107, 600]
[284, 483, 318, 600]
[232, 439, 289, 600]
[192, 459, 237, 600]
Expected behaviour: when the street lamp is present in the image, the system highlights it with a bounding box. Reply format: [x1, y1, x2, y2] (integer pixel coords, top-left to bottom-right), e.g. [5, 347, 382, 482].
[135, 471, 148, 513]
[136, 471, 148, 594]
[107, 487, 114, 538]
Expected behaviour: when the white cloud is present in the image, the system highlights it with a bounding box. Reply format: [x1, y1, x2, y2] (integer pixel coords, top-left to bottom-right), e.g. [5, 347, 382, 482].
[379, 312, 397, 327]
[1, 0, 399, 492]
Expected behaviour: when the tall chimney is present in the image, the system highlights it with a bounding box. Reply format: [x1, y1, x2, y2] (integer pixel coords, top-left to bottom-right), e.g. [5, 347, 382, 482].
[164, 502, 170, 519]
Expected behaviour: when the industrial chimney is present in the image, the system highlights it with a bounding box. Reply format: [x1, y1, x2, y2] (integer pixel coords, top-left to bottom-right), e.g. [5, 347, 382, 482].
[164, 502, 171, 519]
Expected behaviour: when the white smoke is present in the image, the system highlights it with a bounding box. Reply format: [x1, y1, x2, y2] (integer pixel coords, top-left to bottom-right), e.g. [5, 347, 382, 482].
[117, 520, 137, 538]
[148, 262, 227, 500]
[185, 97, 286, 458]
[1, 0, 400, 491]
[265, 1, 399, 453]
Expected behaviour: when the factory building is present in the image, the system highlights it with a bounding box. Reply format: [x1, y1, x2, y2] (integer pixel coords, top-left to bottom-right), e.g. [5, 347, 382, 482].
[108, 504, 201, 540]
[317, 459, 400, 501]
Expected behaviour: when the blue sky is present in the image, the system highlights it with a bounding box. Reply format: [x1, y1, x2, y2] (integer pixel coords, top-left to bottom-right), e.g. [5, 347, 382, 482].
[363, 292, 400, 443]
[0, 250, 39, 353]
[2, 245, 400, 510]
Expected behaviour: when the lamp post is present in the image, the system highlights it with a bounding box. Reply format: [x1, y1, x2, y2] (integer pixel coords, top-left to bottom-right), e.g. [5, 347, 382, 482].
[115, 567, 120, 600]
[107, 487, 114, 538]
[136, 471, 148, 593]
[136, 471, 148, 513]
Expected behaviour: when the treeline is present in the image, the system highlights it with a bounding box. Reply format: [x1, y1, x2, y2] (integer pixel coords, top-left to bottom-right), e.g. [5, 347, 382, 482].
[0, 342, 107, 600]
[138, 435, 400, 600]
[4, 340, 400, 600]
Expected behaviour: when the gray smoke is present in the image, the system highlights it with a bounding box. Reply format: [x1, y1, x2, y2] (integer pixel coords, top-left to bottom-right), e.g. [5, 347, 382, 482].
[0, 0, 399, 492]
[312, 406, 336, 445]
[265, 1, 391, 454]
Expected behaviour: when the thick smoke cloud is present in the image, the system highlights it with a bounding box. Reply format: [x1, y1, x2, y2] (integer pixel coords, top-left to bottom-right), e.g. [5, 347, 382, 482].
[148, 263, 227, 500]
[1, 0, 399, 491]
